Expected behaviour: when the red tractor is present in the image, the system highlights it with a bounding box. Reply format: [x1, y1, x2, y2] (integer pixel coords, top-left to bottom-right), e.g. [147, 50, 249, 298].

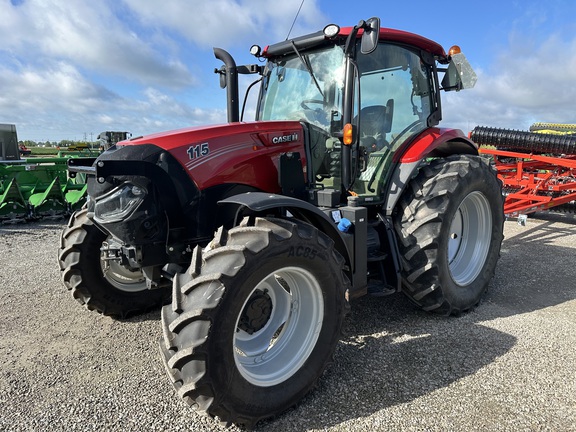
[58, 18, 504, 428]
[18, 144, 31, 157]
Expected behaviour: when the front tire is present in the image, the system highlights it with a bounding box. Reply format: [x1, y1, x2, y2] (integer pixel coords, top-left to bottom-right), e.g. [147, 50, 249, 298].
[393, 155, 504, 315]
[160, 217, 348, 428]
[58, 209, 169, 318]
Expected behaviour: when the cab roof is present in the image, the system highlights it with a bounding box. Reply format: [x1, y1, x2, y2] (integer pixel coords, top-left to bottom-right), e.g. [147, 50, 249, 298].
[263, 25, 447, 61]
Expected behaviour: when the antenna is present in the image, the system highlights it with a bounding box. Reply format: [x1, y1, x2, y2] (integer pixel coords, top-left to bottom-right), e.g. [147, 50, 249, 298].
[286, 0, 305, 40]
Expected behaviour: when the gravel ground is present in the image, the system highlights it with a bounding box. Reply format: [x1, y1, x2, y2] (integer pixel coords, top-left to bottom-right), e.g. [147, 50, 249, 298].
[0, 212, 575, 431]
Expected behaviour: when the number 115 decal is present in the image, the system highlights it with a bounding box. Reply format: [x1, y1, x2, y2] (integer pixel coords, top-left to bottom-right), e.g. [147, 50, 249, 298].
[187, 142, 210, 160]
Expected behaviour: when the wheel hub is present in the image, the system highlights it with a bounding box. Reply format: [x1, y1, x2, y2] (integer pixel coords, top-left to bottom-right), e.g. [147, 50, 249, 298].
[238, 290, 273, 335]
[447, 191, 492, 286]
[100, 239, 146, 292]
[233, 266, 325, 387]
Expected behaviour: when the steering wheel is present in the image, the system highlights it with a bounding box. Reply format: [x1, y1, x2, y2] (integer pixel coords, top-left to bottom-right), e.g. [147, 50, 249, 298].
[300, 99, 325, 111]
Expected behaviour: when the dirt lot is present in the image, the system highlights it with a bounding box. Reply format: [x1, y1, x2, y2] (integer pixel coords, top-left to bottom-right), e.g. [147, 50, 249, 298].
[0, 213, 575, 431]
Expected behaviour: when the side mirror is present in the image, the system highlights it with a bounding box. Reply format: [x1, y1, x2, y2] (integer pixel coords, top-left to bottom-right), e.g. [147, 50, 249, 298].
[360, 17, 380, 55]
[218, 69, 227, 89]
[441, 52, 477, 91]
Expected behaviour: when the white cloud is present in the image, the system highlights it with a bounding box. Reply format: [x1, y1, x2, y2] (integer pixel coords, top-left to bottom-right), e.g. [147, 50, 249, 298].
[0, 60, 224, 142]
[0, 61, 117, 116]
[0, 0, 328, 142]
[122, 0, 326, 48]
[0, 0, 194, 88]
[442, 31, 576, 133]
[0, 1, 330, 142]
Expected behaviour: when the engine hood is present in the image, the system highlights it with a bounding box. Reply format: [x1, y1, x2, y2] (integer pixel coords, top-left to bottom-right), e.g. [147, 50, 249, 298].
[117, 121, 307, 191]
[124, 121, 303, 148]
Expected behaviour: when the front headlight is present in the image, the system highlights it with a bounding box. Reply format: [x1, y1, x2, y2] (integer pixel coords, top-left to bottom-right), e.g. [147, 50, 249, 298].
[93, 182, 147, 224]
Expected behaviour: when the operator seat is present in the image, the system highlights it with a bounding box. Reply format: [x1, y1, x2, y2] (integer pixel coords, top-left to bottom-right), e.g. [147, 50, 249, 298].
[358, 99, 394, 153]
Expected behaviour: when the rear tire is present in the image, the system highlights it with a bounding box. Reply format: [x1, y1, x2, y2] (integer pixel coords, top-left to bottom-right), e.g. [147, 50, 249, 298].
[160, 217, 348, 428]
[58, 209, 169, 318]
[393, 155, 504, 315]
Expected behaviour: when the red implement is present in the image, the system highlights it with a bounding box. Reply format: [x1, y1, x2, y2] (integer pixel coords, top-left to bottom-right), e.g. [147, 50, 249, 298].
[478, 148, 576, 217]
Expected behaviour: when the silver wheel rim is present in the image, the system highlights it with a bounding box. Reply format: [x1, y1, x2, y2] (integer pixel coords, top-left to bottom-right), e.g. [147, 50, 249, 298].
[447, 191, 493, 286]
[100, 238, 147, 292]
[234, 266, 324, 387]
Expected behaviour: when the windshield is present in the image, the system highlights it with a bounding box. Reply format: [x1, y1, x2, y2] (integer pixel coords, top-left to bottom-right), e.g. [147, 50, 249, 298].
[255, 41, 435, 201]
[257, 45, 346, 134]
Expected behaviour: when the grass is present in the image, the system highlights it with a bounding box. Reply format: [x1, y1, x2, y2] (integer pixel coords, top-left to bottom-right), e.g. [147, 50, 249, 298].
[30, 147, 60, 156]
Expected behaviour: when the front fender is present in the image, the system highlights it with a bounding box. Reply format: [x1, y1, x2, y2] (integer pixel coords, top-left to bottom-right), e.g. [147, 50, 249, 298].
[219, 192, 351, 273]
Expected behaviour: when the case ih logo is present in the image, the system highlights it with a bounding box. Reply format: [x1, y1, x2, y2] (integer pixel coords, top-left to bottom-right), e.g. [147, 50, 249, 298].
[272, 133, 299, 144]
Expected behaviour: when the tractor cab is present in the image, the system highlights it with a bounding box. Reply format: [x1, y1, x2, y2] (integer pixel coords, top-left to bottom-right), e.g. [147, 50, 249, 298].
[228, 18, 477, 206]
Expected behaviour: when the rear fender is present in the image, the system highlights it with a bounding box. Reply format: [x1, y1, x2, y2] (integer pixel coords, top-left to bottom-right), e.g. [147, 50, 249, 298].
[218, 192, 352, 275]
[384, 128, 478, 215]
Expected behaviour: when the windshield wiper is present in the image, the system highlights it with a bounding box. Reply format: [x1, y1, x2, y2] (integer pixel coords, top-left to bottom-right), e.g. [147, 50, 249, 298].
[290, 41, 324, 98]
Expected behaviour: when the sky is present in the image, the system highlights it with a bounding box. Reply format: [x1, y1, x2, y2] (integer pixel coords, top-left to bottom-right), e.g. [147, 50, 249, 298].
[2, 0, 576, 143]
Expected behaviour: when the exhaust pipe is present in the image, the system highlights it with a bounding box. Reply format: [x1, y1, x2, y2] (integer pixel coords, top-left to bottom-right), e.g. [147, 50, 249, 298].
[214, 48, 240, 123]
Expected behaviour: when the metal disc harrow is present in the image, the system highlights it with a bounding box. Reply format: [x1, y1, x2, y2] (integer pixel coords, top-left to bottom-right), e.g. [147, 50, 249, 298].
[472, 125, 576, 217]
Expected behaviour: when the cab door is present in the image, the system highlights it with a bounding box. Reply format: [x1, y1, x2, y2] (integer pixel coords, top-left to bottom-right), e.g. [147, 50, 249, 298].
[351, 43, 435, 200]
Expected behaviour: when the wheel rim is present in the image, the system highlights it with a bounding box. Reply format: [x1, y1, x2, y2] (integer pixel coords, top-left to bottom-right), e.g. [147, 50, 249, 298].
[233, 266, 324, 387]
[447, 191, 493, 286]
[100, 238, 147, 292]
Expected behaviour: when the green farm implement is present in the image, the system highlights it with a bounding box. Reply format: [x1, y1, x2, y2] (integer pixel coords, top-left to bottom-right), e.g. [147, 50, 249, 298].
[0, 124, 88, 223]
